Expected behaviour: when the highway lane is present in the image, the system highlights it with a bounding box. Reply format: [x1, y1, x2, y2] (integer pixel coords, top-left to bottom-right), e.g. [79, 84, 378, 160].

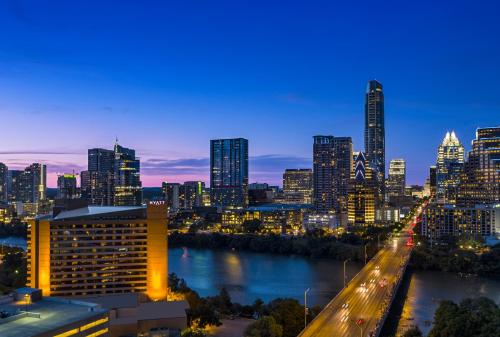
[299, 218, 417, 337]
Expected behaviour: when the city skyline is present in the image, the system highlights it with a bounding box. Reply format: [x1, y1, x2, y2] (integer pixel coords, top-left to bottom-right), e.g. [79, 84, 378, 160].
[1, 1, 500, 187]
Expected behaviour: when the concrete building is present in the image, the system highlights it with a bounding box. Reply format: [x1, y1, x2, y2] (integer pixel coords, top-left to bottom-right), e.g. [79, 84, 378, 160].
[57, 174, 78, 200]
[422, 203, 499, 239]
[386, 159, 406, 198]
[27, 202, 168, 300]
[283, 169, 313, 204]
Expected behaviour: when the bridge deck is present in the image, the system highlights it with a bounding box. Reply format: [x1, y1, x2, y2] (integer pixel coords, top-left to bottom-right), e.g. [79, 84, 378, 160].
[298, 230, 413, 337]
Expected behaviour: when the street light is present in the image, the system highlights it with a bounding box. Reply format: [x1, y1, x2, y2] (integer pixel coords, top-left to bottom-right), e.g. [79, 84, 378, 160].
[343, 259, 350, 288]
[304, 288, 310, 329]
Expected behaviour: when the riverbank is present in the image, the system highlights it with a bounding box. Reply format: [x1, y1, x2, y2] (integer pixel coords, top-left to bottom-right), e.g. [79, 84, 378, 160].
[169, 232, 370, 262]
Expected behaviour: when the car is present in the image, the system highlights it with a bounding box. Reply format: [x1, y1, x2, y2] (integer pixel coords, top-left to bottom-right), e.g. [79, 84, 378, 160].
[375, 265, 380, 270]
[342, 302, 349, 309]
[341, 314, 349, 322]
[370, 278, 376, 284]
[361, 282, 366, 287]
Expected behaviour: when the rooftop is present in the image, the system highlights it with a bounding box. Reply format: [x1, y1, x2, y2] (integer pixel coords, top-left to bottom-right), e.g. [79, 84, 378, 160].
[0, 296, 107, 337]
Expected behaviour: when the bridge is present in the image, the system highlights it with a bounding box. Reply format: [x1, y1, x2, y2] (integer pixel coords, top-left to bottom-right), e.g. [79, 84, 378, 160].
[298, 205, 424, 337]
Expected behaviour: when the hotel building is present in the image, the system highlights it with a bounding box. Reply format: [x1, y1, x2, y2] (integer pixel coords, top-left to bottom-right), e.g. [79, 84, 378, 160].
[27, 202, 168, 301]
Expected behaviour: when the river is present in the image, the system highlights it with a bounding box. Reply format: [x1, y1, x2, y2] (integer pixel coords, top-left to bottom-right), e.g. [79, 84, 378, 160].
[3, 237, 499, 335]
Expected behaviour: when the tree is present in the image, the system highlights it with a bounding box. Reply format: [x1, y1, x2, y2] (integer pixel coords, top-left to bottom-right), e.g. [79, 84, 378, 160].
[428, 298, 500, 337]
[181, 327, 207, 337]
[403, 326, 423, 337]
[244, 316, 283, 337]
[267, 299, 304, 337]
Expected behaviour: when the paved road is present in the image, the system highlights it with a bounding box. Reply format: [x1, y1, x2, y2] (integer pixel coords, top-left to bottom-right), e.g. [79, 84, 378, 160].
[298, 214, 420, 337]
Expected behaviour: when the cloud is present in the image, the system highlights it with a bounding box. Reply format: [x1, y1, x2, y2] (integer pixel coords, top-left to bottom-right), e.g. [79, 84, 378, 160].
[141, 154, 311, 186]
[0, 150, 80, 155]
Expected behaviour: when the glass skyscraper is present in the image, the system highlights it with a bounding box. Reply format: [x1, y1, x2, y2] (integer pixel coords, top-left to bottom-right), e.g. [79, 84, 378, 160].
[364, 80, 385, 200]
[436, 131, 464, 204]
[210, 138, 248, 208]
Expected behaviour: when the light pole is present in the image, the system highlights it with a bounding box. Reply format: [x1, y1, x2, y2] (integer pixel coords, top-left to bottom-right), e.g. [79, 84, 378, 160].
[343, 259, 350, 288]
[304, 288, 310, 329]
[364, 244, 368, 265]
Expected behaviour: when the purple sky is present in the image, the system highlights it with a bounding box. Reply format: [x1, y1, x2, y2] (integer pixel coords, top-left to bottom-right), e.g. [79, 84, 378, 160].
[1, 1, 499, 187]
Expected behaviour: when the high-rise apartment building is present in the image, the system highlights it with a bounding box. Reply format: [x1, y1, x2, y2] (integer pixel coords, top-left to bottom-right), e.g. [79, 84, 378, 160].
[56, 173, 78, 199]
[0, 163, 7, 203]
[27, 202, 168, 300]
[436, 131, 464, 204]
[114, 143, 142, 206]
[313, 136, 353, 215]
[386, 159, 406, 198]
[348, 152, 376, 225]
[210, 138, 249, 208]
[181, 181, 205, 209]
[283, 169, 313, 204]
[458, 127, 500, 206]
[364, 80, 385, 197]
[313, 136, 335, 213]
[162, 182, 181, 211]
[9, 163, 47, 203]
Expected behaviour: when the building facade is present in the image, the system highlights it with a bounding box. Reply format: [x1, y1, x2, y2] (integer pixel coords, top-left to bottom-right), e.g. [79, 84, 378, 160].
[81, 148, 115, 206]
[457, 127, 500, 207]
[386, 159, 406, 198]
[422, 204, 499, 239]
[0, 162, 7, 203]
[313, 136, 335, 213]
[436, 131, 465, 204]
[57, 174, 78, 200]
[114, 143, 142, 206]
[210, 138, 249, 208]
[364, 80, 385, 198]
[283, 169, 313, 204]
[27, 202, 168, 300]
[348, 152, 376, 225]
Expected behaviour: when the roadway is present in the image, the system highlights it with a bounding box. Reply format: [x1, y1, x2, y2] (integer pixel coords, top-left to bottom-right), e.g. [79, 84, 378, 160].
[298, 208, 423, 337]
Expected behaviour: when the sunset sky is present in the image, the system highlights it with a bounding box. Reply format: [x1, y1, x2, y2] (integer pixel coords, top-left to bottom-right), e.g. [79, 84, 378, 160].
[1, 1, 499, 187]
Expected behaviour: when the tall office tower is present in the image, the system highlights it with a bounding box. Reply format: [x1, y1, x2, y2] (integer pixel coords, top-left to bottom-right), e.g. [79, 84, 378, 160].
[114, 142, 142, 206]
[17, 163, 46, 203]
[27, 202, 168, 300]
[181, 181, 205, 209]
[364, 80, 386, 201]
[56, 173, 78, 199]
[457, 127, 500, 206]
[162, 182, 180, 211]
[210, 138, 249, 208]
[313, 136, 335, 213]
[82, 148, 115, 206]
[348, 152, 376, 225]
[436, 131, 465, 204]
[0, 163, 7, 203]
[283, 169, 313, 204]
[386, 159, 406, 198]
[332, 137, 353, 215]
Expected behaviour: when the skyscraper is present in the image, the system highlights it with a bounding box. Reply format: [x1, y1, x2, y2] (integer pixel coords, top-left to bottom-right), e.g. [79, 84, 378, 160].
[348, 152, 376, 225]
[313, 136, 335, 213]
[364, 80, 385, 199]
[457, 126, 500, 206]
[386, 159, 406, 198]
[210, 138, 249, 208]
[313, 136, 353, 215]
[0, 163, 7, 203]
[81, 148, 115, 206]
[283, 169, 313, 204]
[332, 137, 353, 215]
[114, 142, 142, 206]
[436, 131, 464, 204]
[14, 163, 47, 203]
[56, 173, 78, 199]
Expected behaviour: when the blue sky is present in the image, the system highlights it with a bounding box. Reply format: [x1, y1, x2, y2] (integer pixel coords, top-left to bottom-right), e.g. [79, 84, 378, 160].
[0, 1, 499, 186]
